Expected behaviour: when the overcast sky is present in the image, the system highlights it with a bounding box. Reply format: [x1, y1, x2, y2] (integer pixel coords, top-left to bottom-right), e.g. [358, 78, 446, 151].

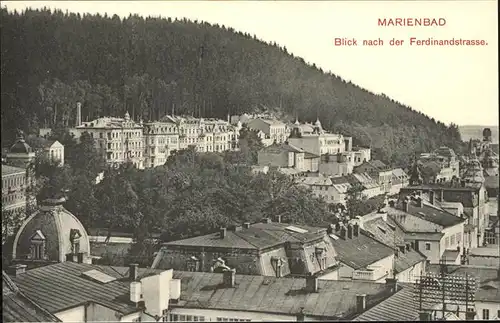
[3, 1, 498, 126]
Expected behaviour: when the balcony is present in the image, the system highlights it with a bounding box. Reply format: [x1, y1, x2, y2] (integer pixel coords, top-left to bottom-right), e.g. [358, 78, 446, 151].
[352, 265, 387, 281]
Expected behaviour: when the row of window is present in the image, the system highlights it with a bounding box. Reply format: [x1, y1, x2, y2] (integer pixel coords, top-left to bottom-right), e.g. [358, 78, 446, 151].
[2, 193, 26, 204]
[481, 308, 500, 320]
[3, 175, 26, 189]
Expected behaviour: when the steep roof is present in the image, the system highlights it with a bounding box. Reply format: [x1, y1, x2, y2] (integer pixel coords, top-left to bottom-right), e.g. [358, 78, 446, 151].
[328, 230, 394, 270]
[387, 199, 465, 232]
[10, 262, 162, 316]
[159, 222, 326, 251]
[9, 139, 33, 154]
[13, 199, 91, 263]
[361, 215, 426, 273]
[353, 285, 421, 321]
[171, 271, 393, 319]
[260, 142, 304, 154]
[3, 271, 60, 322]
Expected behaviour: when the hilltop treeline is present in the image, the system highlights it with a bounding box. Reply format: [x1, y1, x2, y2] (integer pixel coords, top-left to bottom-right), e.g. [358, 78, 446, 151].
[1, 8, 463, 165]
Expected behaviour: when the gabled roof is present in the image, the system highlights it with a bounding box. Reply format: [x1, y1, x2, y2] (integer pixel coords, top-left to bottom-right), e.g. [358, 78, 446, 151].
[3, 271, 60, 322]
[10, 262, 163, 316]
[260, 142, 304, 154]
[361, 215, 426, 273]
[387, 199, 465, 232]
[328, 230, 394, 270]
[172, 271, 393, 319]
[159, 222, 325, 251]
[353, 285, 421, 321]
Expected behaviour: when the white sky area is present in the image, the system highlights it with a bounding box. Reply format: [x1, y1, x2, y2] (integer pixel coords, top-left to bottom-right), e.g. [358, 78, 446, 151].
[3, 1, 498, 126]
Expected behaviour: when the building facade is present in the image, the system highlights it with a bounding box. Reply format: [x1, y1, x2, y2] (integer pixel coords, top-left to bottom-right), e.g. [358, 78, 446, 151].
[76, 112, 145, 169]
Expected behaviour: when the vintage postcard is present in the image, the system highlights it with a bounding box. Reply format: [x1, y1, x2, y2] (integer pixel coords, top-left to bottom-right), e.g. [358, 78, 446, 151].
[1, 1, 498, 322]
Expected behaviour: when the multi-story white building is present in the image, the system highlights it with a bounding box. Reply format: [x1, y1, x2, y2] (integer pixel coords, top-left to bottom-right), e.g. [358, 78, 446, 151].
[143, 117, 180, 168]
[77, 112, 145, 169]
[287, 119, 352, 156]
[246, 118, 287, 146]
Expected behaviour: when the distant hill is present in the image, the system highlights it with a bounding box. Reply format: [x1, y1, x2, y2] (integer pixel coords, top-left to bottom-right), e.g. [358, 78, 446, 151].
[0, 8, 463, 165]
[459, 126, 499, 143]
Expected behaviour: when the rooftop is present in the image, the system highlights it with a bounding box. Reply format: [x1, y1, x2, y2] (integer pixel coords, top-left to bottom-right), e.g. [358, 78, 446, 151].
[10, 262, 162, 315]
[353, 285, 421, 321]
[172, 271, 393, 319]
[260, 142, 304, 154]
[3, 271, 60, 322]
[2, 164, 26, 176]
[387, 198, 465, 232]
[159, 221, 326, 251]
[361, 215, 427, 273]
[328, 228, 394, 270]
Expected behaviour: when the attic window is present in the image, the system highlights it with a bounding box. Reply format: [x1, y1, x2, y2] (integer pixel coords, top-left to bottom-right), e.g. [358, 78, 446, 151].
[418, 212, 426, 217]
[30, 230, 46, 260]
[82, 270, 117, 284]
[285, 226, 308, 234]
[329, 233, 340, 240]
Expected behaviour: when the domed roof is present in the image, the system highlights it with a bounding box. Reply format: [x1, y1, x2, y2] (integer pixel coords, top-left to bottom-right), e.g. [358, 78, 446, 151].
[12, 198, 90, 263]
[9, 139, 33, 154]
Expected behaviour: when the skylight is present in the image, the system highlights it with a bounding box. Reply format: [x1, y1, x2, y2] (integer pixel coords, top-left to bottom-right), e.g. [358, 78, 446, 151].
[285, 226, 308, 234]
[82, 270, 117, 284]
[387, 223, 396, 231]
[377, 226, 386, 234]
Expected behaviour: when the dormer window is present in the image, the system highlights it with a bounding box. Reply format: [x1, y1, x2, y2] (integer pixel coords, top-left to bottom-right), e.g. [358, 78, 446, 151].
[187, 256, 200, 272]
[30, 230, 46, 260]
[70, 229, 82, 255]
[271, 256, 285, 278]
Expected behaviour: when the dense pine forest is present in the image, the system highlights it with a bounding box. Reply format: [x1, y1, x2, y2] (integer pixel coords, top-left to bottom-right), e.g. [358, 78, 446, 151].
[1, 8, 463, 165]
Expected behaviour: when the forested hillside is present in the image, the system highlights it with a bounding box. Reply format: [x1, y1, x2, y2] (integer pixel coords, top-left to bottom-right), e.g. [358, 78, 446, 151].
[1, 8, 463, 165]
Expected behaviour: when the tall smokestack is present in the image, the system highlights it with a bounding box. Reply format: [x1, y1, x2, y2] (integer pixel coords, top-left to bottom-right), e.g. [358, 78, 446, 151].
[76, 102, 82, 127]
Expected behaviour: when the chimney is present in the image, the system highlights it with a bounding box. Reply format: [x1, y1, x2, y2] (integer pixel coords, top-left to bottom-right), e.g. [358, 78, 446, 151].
[77, 252, 85, 263]
[416, 196, 423, 208]
[402, 200, 409, 213]
[460, 180, 466, 188]
[395, 249, 399, 257]
[220, 227, 227, 239]
[465, 310, 476, 320]
[261, 218, 271, 224]
[223, 269, 236, 288]
[130, 280, 142, 304]
[385, 277, 398, 293]
[406, 243, 410, 252]
[276, 214, 282, 223]
[353, 224, 360, 236]
[335, 222, 341, 232]
[228, 225, 242, 232]
[347, 224, 353, 239]
[340, 226, 347, 239]
[296, 308, 305, 322]
[419, 312, 432, 321]
[429, 191, 435, 205]
[305, 273, 319, 293]
[243, 222, 251, 229]
[129, 263, 139, 282]
[440, 189, 444, 202]
[76, 102, 82, 127]
[7, 264, 27, 277]
[327, 224, 335, 234]
[356, 294, 367, 313]
[399, 245, 406, 254]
